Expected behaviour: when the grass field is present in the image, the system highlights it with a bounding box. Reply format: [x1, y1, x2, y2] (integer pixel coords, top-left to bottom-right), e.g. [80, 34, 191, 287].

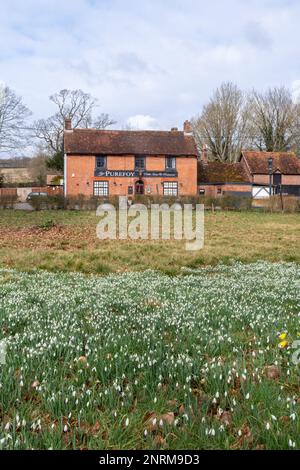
[0, 263, 299, 450]
[0, 209, 300, 274]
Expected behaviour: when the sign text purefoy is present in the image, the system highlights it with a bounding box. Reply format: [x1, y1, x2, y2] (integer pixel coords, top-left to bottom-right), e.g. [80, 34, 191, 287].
[94, 170, 178, 178]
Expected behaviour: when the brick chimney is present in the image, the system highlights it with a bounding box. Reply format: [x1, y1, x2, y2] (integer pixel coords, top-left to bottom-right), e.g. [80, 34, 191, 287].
[183, 120, 193, 135]
[202, 144, 208, 164]
[171, 127, 178, 132]
[64, 118, 72, 131]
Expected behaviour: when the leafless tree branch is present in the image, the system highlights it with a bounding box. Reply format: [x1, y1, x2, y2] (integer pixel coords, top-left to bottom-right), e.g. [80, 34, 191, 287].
[192, 82, 250, 163]
[0, 85, 32, 154]
[248, 87, 298, 152]
[33, 89, 116, 156]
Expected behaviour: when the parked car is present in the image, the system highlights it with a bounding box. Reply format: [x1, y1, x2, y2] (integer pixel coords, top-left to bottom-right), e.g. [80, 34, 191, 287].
[26, 192, 48, 202]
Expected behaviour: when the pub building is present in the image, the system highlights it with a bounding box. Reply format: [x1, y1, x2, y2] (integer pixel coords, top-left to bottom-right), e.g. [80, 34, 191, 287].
[64, 119, 198, 198]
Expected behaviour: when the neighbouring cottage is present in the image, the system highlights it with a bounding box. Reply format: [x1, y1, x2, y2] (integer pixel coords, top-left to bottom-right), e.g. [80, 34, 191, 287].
[64, 119, 198, 198]
[198, 148, 300, 199]
[198, 146, 252, 197]
[239, 151, 300, 199]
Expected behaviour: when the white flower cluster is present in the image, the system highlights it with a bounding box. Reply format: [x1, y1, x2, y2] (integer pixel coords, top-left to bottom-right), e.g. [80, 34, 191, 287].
[0, 262, 299, 450]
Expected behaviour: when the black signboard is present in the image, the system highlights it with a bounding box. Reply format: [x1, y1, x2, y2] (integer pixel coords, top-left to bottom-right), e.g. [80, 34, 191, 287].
[94, 169, 178, 178]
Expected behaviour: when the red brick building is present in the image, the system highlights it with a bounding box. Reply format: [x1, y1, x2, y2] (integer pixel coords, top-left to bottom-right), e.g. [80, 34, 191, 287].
[64, 120, 198, 198]
[240, 151, 300, 198]
[198, 149, 300, 199]
[198, 161, 252, 197]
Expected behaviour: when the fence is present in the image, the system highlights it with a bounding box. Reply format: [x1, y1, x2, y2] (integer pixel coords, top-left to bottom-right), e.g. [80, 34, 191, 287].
[0, 188, 17, 197]
[0, 186, 63, 202]
[0, 191, 299, 212]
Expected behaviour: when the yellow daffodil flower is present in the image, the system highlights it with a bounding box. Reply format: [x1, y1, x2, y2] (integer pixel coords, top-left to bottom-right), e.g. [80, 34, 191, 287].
[279, 340, 288, 349]
[278, 332, 287, 341]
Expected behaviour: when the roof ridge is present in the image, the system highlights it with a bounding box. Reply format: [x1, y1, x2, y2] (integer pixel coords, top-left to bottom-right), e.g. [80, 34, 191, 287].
[242, 150, 297, 156]
[72, 128, 185, 134]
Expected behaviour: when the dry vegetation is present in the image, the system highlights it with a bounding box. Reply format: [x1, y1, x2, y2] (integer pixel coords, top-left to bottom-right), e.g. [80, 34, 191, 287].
[0, 210, 299, 274]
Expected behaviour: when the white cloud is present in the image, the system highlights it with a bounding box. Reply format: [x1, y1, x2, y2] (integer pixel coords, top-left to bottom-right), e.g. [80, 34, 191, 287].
[0, 0, 300, 134]
[126, 115, 160, 130]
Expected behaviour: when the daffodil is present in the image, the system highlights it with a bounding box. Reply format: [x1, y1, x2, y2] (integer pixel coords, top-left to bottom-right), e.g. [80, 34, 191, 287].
[278, 340, 289, 349]
[278, 332, 287, 341]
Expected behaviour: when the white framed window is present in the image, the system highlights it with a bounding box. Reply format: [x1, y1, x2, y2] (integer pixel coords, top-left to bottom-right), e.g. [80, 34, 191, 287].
[94, 181, 109, 196]
[163, 182, 178, 196]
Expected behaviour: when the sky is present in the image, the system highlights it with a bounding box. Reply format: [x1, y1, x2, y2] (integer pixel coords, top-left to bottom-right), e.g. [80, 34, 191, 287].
[1, 0, 300, 132]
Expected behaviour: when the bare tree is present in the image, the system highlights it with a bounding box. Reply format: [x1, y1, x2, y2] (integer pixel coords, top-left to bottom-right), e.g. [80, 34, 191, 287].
[248, 87, 298, 151]
[34, 89, 116, 169]
[292, 103, 300, 153]
[28, 150, 49, 186]
[94, 113, 116, 130]
[0, 85, 32, 154]
[192, 82, 249, 162]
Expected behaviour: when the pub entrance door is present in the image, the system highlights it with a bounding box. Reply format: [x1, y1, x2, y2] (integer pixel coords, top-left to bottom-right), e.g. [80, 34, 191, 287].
[135, 180, 144, 195]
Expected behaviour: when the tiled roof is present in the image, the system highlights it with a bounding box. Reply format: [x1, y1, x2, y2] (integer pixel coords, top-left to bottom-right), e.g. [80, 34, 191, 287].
[198, 161, 251, 185]
[241, 151, 300, 174]
[64, 129, 198, 157]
